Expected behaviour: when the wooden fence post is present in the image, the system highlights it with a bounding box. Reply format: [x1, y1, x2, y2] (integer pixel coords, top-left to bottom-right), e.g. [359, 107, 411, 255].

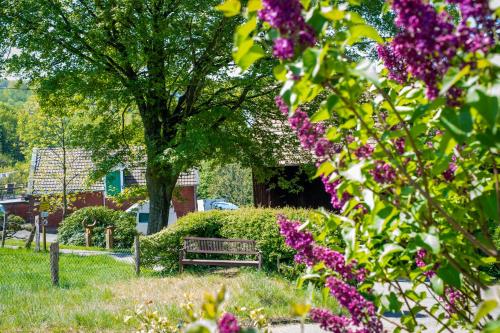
[35, 216, 40, 252]
[134, 235, 140, 277]
[105, 226, 115, 250]
[50, 242, 59, 286]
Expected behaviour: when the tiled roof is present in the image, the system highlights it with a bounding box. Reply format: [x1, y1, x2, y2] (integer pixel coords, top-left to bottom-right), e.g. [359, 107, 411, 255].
[28, 148, 198, 195]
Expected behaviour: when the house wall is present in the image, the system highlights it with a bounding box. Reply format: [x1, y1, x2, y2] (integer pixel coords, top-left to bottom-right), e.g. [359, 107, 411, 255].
[2, 201, 31, 222]
[253, 166, 331, 210]
[31, 186, 197, 232]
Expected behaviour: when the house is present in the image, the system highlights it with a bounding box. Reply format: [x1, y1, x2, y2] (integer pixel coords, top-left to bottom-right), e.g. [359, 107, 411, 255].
[252, 119, 331, 209]
[27, 148, 199, 232]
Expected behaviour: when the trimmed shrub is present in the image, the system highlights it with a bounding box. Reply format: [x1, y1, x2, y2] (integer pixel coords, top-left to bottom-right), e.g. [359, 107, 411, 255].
[58, 206, 137, 248]
[140, 207, 334, 271]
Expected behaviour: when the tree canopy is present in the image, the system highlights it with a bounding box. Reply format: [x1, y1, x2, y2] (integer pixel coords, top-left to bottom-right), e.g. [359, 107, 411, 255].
[0, 0, 286, 232]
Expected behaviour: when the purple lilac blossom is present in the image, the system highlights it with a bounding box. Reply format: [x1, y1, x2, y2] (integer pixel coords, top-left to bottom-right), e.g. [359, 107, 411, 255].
[218, 313, 240, 333]
[415, 249, 464, 314]
[370, 161, 396, 184]
[276, 97, 351, 210]
[309, 308, 352, 333]
[448, 0, 496, 52]
[326, 277, 383, 333]
[273, 38, 295, 59]
[415, 248, 436, 278]
[393, 137, 405, 155]
[258, 0, 316, 59]
[379, 0, 496, 103]
[354, 144, 374, 159]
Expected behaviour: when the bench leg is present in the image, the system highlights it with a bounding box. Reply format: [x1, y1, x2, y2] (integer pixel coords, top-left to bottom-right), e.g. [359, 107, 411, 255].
[258, 252, 263, 270]
[179, 249, 184, 273]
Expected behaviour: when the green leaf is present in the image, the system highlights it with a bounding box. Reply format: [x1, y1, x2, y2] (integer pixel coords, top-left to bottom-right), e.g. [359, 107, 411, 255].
[247, 0, 262, 12]
[215, 0, 241, 17]
[321, 8, 345, 21]
[380, 243, 404, 267]
[440, 107, 473, 141]
[417, 233, 440, 254]
[381, 292, 403, 312]
[273, 64, 287, 82]
[430, 275, 444, 296]
[353, 61, 380, 87]
[436, 263, 462, 289]
[482, 320, 500, 333]
[236, 44, 265, 71]
[340, 162, 365, 182]
[347, 24, 383, 45]
[235, 16, 257, 41]
[440, 65, 470, 95]
[474, 300, 498, 326]
[472, 91, 499, 127]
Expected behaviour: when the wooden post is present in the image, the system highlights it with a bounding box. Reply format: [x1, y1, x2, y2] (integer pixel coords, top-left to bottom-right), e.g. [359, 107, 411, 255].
[50, 242, 59, 286]
[82, 219, 97, 247]
[105, 226, 115, 250]
[1, 213, 7, 248]
[134, 235, 140, 277]
[42, 223, 47, 252]
[35, 216, 40, 252]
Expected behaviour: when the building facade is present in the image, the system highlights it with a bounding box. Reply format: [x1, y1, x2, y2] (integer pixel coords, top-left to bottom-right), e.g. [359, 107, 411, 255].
[27, 148, 198, 232]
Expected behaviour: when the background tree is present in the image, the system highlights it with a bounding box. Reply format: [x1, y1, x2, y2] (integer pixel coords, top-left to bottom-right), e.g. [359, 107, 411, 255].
[17, 97, 81, 217]
[197, 161, 253, 206]
[0, 0, 283, 233]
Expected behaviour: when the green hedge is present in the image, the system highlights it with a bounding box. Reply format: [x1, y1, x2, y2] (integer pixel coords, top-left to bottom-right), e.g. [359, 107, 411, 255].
[140, 207, 322, 271]
[58, 206, 137, 248]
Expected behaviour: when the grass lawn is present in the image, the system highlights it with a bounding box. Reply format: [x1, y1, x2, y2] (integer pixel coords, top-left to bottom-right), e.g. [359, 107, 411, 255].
[0, 248, 338, 332]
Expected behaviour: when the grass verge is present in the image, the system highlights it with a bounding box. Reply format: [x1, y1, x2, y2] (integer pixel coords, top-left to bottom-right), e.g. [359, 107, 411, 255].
[0, 248, 338, 332]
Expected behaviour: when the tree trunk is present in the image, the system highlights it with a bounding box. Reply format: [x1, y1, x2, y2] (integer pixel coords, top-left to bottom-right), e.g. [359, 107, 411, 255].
[146, 162, 179, 234]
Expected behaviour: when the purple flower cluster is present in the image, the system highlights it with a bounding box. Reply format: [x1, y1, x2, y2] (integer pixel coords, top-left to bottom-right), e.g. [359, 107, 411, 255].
[277, 214, 315, 265]
[276, 97, 351, 211]
[376, 45, 407, 84]
[393, 137, 405, 155]
[449, 0, 496, 53]
[278, 216, 381, 332]
[370, 161, 396, 184]
[218, 313, 240, 333]
[444, 287, 466, 314]
[309, 308, 351, 333]
[378, 0, 496, 102]
[415, 248, 436, 278]
[443, 155, 458, 182]
[326, 277, 383, 333]
[354, 144, 374, 159]
[277, 215, 365, 282]
[275, 97, 327, 153]
[415, 250, 465, 314]
[259, 0, 316, 59]
[322, 177, 352, 211]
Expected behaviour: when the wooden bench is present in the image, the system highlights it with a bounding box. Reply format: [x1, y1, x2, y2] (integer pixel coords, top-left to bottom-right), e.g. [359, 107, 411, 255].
[179, 237, 262, 272]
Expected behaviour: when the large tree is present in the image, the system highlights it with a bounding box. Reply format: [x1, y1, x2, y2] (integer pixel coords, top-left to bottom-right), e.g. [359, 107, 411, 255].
[0, 0, 281, 233]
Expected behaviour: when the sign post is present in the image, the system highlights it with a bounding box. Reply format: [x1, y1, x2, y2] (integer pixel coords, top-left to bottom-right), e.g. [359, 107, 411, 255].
[41, 211, 49, 251]
[0, 204, 6, 248]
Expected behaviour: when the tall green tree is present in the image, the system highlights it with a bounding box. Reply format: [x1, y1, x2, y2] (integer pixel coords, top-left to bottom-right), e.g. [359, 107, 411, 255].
[198, 161, 253, 206]
[0, 0, 281, 233]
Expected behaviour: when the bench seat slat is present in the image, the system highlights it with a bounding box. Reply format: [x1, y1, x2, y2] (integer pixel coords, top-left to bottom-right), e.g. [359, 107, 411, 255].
[181, 259, 260, 267]
[184, 249, 259, 255]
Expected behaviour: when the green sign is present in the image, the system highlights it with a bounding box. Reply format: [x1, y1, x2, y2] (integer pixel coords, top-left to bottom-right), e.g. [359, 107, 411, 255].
[105, 170, 122, 196]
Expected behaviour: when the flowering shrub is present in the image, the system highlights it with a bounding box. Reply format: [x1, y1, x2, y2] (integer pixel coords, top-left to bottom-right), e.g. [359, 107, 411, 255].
[219, 0, 500, 332]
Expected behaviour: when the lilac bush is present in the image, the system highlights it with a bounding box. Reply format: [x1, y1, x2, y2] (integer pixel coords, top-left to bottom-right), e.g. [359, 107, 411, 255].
[226, 0, 500, 332]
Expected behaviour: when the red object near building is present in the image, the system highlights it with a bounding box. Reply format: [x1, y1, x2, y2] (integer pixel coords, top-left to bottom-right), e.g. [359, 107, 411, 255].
[27, 148, 198, 233]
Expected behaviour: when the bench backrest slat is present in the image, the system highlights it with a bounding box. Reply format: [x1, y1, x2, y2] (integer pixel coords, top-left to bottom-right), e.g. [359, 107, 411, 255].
[183, 237, 258, 255]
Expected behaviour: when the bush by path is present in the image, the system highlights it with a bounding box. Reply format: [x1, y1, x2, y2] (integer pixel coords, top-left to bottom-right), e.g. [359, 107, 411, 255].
[140, 207, 340, 272]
